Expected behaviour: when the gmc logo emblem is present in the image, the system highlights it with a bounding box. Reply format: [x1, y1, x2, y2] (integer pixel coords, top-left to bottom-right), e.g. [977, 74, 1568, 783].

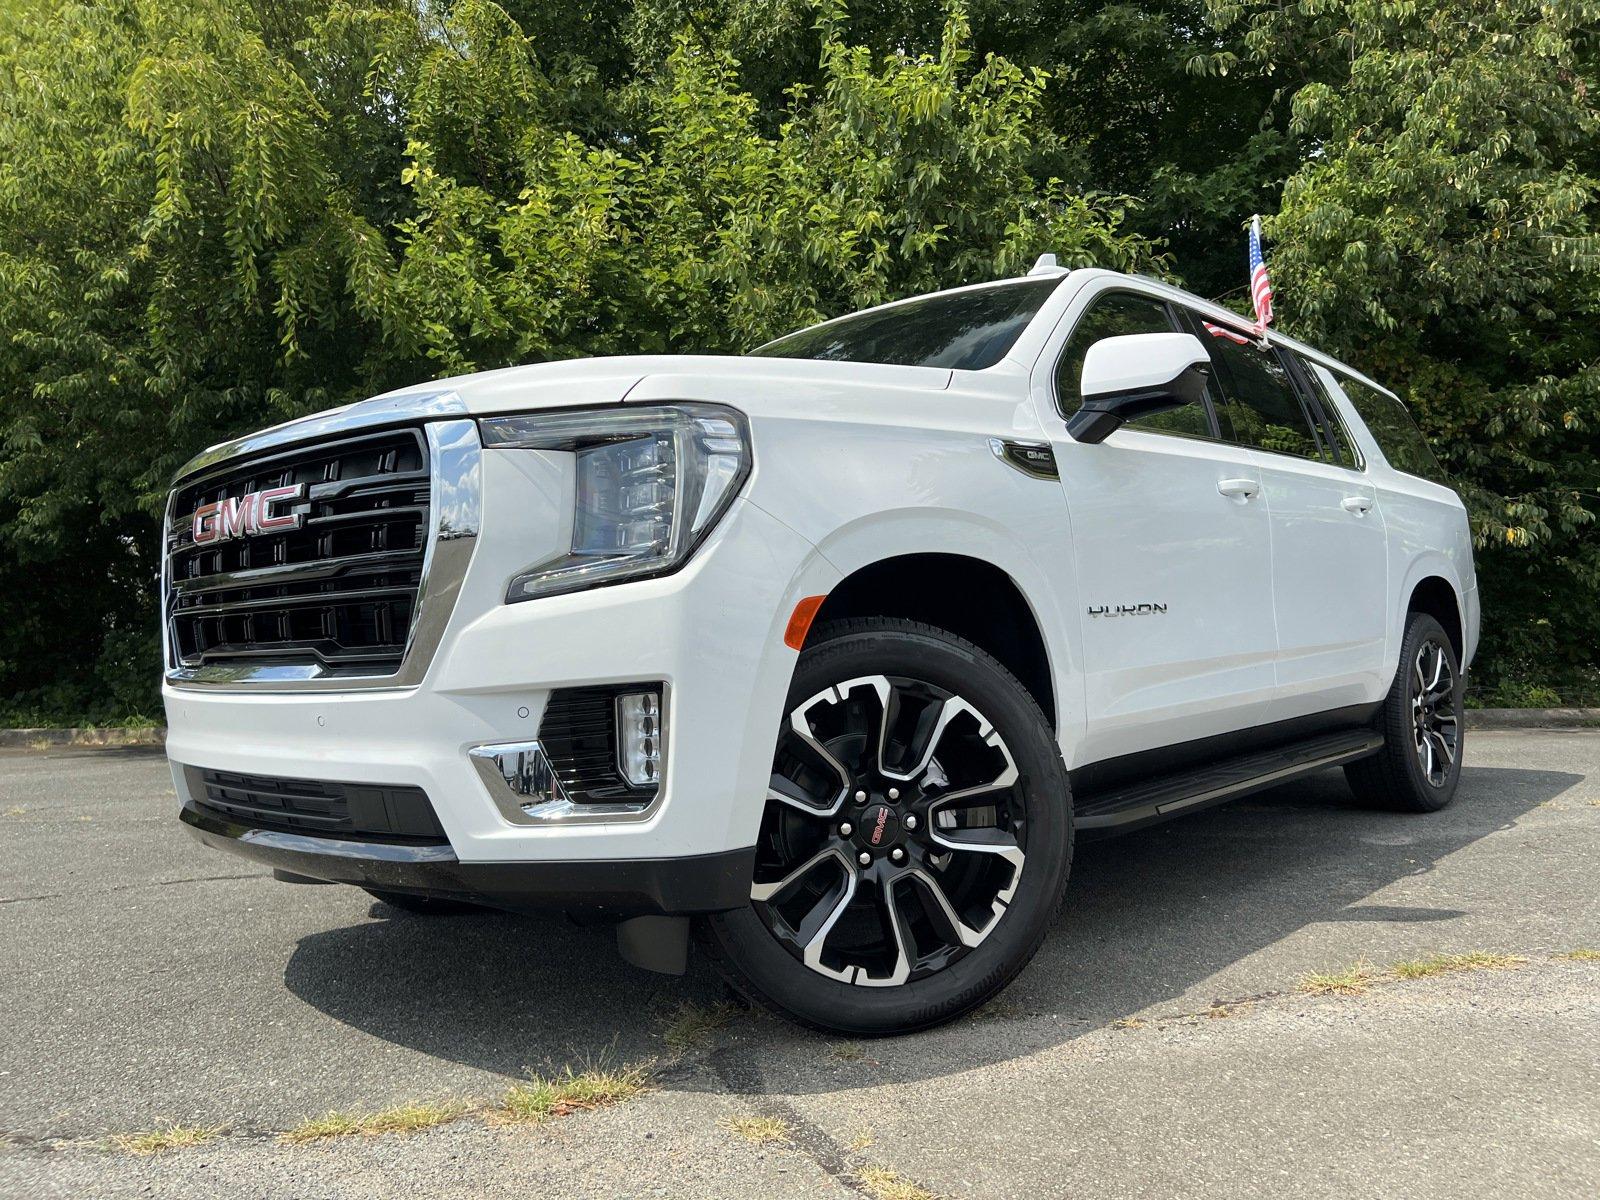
[192, 484, 305, 546]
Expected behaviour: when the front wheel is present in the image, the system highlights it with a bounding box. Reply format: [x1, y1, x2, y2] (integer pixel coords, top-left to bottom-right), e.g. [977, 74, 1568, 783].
[704, 618, 1073, 1035]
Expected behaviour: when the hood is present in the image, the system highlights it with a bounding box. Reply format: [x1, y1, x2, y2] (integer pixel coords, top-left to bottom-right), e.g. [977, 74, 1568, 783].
[174, 354, 964, 481]
[371, 353, 956, 416]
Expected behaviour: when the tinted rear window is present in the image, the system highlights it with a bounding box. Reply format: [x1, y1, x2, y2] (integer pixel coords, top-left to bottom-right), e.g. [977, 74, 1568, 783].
[752, 278, 1062, 370]
[1334, 373, 1449, 484]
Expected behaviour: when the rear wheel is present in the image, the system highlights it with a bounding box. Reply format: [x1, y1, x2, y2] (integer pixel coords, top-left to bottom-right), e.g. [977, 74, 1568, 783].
[1345, 611, 1464, 812]
[704, 618, 1072, 1035]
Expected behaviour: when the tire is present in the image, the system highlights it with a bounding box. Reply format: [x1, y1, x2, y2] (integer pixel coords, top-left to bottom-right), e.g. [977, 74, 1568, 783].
[1344, 612, 1464, 812]
[362, 888, 486, 915]
[703, 617, 1073, 1036]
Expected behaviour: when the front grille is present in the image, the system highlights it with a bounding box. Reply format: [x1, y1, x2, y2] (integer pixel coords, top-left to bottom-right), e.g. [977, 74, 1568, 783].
[539, 686, 658, 805]
[166, 429, 430, 676]
[186, 767, 448, 844]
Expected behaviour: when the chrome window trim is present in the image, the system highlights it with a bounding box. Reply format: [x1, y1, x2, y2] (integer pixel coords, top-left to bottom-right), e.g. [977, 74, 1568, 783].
[164, 415, 482, 693]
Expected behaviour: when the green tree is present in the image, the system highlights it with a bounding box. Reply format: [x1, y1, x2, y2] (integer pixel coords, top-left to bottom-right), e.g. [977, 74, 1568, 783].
[0, 0, 1156, 721]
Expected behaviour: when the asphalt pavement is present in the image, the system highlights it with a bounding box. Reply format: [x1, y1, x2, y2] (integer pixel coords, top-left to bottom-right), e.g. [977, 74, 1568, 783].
[2, 727, 1597, 1198]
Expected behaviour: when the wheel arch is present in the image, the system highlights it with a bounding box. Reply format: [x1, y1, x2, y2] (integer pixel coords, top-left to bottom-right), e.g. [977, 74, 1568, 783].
[1405, 573, 1464, 664]
[800, 552, 1058, 729]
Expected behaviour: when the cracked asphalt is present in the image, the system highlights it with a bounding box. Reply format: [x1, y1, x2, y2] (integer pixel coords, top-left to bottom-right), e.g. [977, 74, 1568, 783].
[2, 727, 1598, 1198]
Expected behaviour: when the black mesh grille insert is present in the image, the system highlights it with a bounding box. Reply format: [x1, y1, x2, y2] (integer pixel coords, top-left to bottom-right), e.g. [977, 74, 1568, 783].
[166, 428, 429, 676]
[539, 686, 660, 805]
[186, 767, 448, 844]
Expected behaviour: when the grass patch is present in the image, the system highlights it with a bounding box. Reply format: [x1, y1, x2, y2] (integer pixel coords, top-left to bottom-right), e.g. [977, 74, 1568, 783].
[720, 1113, 790, 1145]
[1557, 948, 1600, 962]
[498, 1063, 649, 1123]
[111, 1123, 224, 1156]
[1389, 951, 1527, 980]
[829, 1040, 870, 1062]
[1298, 962, 1379, 996]
[4, 806, 24, 817]
[858, 1165, 939, 1200]
[661, 1000, 739, 1054]
[1111, 1016, 1147, 1030]
[279, 1100, 470, 1144]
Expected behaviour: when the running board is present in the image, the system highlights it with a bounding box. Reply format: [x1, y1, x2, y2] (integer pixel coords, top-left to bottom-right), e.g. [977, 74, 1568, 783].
[1073, 729, 1384, 835]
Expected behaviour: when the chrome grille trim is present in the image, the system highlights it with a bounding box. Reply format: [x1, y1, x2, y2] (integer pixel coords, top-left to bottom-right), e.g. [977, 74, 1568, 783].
[164, 416, 481, 692]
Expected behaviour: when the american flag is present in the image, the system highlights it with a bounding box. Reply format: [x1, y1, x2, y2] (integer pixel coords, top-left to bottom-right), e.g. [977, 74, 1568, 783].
[1249, 214, 1273, 331]
[1202, 320, 1252, 345]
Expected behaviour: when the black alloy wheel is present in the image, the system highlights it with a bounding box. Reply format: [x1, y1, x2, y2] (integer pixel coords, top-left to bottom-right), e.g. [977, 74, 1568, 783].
[704, 618, 1073, 1034]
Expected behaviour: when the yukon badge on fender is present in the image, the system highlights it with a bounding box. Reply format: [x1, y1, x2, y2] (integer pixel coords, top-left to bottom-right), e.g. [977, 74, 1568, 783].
[162, 258, 1478, 1035]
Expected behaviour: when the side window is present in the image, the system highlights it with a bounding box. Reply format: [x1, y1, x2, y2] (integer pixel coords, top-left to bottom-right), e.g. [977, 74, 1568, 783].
[1334, 373, 1450, 484]
[1190, 319, 1322, 459]
[1055, 292, 1211, 438]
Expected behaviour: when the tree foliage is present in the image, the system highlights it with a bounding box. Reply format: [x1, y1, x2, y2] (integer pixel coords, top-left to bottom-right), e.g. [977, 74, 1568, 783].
[0, 0, 1595, 720]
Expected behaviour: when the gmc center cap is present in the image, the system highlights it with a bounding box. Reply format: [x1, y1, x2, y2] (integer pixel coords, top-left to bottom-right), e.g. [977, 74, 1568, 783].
[855, 802, 903, 853]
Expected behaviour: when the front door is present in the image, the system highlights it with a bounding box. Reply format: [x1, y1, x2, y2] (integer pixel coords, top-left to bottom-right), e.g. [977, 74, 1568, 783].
[1042, 285, 1279, 764]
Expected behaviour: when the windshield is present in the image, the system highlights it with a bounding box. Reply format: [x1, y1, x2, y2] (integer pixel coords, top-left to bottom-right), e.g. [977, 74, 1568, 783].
[751, 277, 1063, 370]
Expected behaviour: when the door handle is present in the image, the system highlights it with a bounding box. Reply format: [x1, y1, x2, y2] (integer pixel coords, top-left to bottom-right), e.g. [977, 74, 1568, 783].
[1217, 478, 1259, 501]
[1341, 495, 1374, 515]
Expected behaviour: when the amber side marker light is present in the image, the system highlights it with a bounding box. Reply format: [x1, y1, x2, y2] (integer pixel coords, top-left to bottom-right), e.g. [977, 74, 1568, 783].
[784, 595, 828, 650]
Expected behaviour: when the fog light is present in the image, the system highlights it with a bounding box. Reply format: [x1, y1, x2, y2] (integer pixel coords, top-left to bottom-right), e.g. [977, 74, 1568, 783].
[615, 691, 665, 788]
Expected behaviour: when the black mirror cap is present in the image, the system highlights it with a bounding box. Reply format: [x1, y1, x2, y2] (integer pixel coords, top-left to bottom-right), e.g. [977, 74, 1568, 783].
[1065, 363, 1210, 445]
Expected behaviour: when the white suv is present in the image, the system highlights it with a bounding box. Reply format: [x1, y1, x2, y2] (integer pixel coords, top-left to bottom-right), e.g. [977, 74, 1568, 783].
[163, 261, 1478, 1034]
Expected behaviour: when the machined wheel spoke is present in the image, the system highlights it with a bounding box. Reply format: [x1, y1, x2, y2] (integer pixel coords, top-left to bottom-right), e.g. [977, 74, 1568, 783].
[906, 867, 993, 949]
[854, 876, 913, 988]
[750, 846, 847, 904]
[795, 871, 858, 983]
[1429, 729, 1456, 767]
[884, 694, 989, 784]
[766, 775, 838, 819]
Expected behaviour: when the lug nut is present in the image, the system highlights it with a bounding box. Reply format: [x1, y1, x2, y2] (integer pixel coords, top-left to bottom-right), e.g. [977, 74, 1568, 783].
[890, 847, 905, 863]
[904, 814, 918, 831]
[854, 789, 868, 803]
[858, 851, 872, 867]
[839, 822, 853, 837]
[888, 787, 900, 800]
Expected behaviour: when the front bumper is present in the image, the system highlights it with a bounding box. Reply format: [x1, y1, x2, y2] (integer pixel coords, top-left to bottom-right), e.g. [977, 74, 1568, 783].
[180, 801, 755, 917]
[164, 446, 840, 874]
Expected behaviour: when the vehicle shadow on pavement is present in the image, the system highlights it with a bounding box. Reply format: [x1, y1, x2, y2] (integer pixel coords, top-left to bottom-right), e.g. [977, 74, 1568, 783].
[280, 763, 1581, 1093]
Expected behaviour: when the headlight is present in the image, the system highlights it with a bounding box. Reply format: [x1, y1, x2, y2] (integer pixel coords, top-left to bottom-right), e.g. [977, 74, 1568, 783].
[480, 403, 751, 602]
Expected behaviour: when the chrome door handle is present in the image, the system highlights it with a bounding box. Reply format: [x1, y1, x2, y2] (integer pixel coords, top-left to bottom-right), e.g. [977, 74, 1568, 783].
[1341, 495, 1374, 515]
[1217, 478, 1259, 500]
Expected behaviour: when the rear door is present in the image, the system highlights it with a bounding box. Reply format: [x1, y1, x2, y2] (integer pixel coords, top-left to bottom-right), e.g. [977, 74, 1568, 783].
[1041, 284, 1279, 764]
[1182, 316, 1389, 717]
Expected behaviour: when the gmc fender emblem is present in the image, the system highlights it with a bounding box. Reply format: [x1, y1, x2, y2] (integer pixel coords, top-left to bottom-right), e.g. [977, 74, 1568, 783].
[192, 483, 306, 546]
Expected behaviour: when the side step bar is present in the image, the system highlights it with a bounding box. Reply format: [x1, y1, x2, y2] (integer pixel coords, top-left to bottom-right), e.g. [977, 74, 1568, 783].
[1073, 729, 1384, 835]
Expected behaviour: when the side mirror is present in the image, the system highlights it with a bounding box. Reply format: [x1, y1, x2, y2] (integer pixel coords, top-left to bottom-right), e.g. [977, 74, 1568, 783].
[1066, 332, 1212, 444]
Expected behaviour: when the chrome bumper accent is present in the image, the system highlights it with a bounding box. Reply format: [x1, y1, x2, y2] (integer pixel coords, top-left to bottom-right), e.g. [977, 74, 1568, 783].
[164, 415, 482, 693]
[469, 740, 660, 826]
